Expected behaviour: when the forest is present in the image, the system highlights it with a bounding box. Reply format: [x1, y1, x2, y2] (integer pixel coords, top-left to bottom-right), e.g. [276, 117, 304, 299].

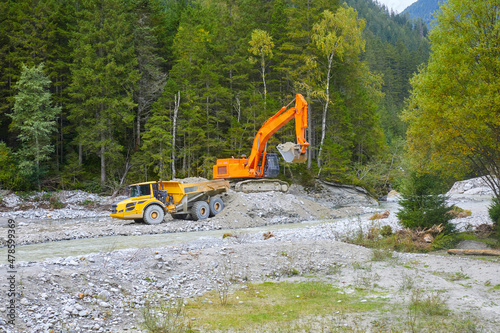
[0, 0, 430, 194]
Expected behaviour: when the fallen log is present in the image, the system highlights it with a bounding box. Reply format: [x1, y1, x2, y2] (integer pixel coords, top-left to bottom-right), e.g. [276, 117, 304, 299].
[447, 249, 500, 256]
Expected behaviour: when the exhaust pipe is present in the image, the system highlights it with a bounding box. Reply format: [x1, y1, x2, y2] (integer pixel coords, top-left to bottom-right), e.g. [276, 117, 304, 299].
[277, 142, 307, 163]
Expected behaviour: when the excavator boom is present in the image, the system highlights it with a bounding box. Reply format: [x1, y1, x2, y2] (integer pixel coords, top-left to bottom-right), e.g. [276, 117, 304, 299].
[213, 94, 309, 184]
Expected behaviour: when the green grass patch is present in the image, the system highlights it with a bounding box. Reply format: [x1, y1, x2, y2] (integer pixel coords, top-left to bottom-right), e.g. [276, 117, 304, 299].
[432, 231, 500, 251]
[183, 281, 387, 331]
[140, 281, 484, 333]
[432, 270, 470, 282]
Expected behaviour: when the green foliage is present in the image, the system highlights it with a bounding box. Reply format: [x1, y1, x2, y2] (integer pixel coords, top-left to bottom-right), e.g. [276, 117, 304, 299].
[9, 63, 61, 188]
[0, 0, 431, 190]
[488, 197, 500, 225]
[380, 225, 393, 237]
[343, 222, 429, 253]
[409, 289, 449, 316]
[396, 173, 455, 233]
[0, 142, 28, 190]
[346, 0, 430, 141]
[402, 0, 500, 200]
[68, 0, 139, 185]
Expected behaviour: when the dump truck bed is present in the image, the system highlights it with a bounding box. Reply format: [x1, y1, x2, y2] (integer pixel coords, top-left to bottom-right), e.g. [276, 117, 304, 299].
[160, 179, 230, 212]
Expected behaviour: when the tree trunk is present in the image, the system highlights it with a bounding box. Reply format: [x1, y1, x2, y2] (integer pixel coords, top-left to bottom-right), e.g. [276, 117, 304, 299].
[307, 103, 312, 170]
[136, 108, 141, 149]
[448, 249, 500, 256]
[172, 91, 180, 178]
[261, 54, 267, 109]
[317, 53, 333, 170]
[100, 132, 106, 185]
[79, 144, 82, 165]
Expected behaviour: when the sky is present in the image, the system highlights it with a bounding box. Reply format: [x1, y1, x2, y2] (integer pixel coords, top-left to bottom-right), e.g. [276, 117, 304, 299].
[375, 0, 418, 13]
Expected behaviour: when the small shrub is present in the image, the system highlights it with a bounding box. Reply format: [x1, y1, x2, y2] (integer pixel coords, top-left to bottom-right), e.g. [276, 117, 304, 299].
[397, 195, 455, 233]
[81, 199, 99, 208]
[488, 197, 500, 225]
[371, 248, 393, 261]
[448, 206, 471, 218]
[49, 195, 65, 209]
[141, 299, 190, 333]
[17, 191, 34, 201]
[431, 233, 459, 251]
[396, 172, 455, 233]
[409, 289, 449, 316]
[380, 225, 393, 237]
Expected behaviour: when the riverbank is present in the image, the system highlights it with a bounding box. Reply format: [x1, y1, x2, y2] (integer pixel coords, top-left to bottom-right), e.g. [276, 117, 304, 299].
[0, 178, 498, 332]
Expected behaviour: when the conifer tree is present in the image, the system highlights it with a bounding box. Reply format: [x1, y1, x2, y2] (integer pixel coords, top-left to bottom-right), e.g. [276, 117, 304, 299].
[9, 63, 60, 188]
[68, 0, 139, 186]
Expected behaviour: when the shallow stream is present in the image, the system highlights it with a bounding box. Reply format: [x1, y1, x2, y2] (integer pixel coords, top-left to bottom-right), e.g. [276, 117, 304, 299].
[3, 196, 491, 264]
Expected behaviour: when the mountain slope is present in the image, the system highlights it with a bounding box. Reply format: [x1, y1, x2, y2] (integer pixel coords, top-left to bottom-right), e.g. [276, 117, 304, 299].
[402, 0, 445, 26]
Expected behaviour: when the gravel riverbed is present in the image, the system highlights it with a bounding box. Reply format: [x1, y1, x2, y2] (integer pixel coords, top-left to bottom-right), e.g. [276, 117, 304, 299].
[0, 178, 499, 332]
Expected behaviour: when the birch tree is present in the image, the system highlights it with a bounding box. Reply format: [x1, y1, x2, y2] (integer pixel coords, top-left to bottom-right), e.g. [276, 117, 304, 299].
[312, 6, 365, 169]
[249, 29, 274, 108]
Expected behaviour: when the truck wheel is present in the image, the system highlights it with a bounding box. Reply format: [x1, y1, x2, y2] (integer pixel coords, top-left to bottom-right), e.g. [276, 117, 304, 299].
[143, 205, 165, 225]
[209, 197, 224, 217]
[190, 201, 210, 221]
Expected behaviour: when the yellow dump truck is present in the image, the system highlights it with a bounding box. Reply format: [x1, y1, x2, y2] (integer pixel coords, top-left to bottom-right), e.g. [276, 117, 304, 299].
[110, 179, 230, 224]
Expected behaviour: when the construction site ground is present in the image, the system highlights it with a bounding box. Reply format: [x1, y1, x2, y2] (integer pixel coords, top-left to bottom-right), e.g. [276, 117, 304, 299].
[0, 178, 499, 332]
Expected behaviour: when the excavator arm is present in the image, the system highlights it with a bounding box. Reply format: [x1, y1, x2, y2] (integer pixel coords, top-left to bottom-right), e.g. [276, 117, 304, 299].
[213, 94, 309, 180]
[246, 93, 309, 172]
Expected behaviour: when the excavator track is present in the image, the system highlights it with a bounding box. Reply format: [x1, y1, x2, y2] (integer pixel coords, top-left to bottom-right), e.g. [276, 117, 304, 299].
[233, 179, 289, 193]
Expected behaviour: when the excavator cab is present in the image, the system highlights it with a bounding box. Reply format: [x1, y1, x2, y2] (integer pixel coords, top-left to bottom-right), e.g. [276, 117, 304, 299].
[263, 153, 280, 177]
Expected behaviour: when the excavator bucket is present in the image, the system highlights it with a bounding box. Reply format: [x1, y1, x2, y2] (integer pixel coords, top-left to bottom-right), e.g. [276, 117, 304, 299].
[277, 142, 307, 163]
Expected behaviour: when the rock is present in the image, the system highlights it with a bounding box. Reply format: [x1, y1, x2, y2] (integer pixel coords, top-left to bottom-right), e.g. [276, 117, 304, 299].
[386, 190, 401, 202]
[447, 176, 498, 196]
[99, 301, 111, 308]
[423, 234, 434, 243]
[455, 240, 490, 250]
[98, 290, 111, 300]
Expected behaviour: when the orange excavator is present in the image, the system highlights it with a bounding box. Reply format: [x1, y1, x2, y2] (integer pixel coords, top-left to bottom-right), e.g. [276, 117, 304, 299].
[213, 93, 309, 192]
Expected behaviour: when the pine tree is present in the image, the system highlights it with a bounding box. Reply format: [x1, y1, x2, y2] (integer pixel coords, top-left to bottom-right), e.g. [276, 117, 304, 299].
[133, 0, 167, 150]
[9, 63, 61, 188]
[68, 0, 139, 186]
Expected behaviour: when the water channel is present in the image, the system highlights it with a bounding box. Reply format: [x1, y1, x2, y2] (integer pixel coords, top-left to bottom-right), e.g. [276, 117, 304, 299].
[0, 216, 342, 264]
[8, 199, 472, 265]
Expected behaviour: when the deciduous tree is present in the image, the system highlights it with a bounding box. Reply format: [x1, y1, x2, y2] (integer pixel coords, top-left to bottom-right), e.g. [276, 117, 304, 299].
[249, 29, 274, 108]
[403, 0, 500, 200]
[312, 6, 366, 170]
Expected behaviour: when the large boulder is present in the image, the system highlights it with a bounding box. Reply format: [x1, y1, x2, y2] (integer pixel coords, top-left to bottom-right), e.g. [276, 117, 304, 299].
[447, 176, 498, 196]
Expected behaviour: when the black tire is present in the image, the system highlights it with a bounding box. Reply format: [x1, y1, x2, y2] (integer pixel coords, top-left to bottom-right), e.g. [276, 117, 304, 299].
[209, 197, 224, 217]
[172, 213, 189, 220]
[134, 218, 144, 224]
[190, 201, 210, 221]
[143, 204, 165, 225]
